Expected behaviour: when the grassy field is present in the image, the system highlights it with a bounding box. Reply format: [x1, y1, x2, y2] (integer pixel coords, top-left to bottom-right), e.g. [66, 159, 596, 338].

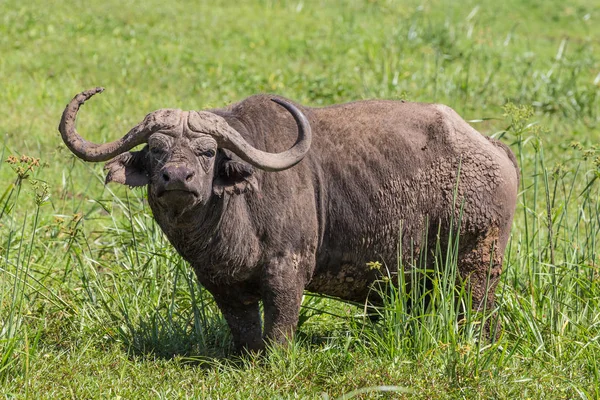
[1, 0, 600, 398]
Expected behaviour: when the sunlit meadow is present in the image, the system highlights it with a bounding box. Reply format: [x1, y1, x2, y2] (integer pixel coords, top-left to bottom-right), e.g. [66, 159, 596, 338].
[1, 0, 599, 398]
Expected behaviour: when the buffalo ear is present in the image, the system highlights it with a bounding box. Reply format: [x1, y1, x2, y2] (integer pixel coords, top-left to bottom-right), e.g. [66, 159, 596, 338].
[213, 156, 258, 197]
[104, 149, 149, 187]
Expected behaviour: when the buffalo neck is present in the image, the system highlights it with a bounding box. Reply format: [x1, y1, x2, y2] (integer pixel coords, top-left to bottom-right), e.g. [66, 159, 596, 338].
[148, 190, 261, 284]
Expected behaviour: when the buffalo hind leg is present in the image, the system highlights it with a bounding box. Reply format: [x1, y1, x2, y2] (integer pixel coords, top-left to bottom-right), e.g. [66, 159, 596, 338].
[457, 226, 504, 339]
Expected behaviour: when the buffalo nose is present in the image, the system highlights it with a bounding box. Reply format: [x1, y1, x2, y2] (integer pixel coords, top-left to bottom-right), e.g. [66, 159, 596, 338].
[161, 164, 195, 186]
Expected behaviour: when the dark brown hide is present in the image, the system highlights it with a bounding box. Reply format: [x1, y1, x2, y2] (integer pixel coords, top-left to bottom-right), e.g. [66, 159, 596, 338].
[59, 92, 519, 352]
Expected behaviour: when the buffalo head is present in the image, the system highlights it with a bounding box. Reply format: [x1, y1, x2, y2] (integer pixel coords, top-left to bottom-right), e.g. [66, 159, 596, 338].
[58, 88, 311, 218]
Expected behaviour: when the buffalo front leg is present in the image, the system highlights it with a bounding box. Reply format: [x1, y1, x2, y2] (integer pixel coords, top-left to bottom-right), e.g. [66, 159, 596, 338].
[211, 293, 263, 353]
[261, 256, 307, 347]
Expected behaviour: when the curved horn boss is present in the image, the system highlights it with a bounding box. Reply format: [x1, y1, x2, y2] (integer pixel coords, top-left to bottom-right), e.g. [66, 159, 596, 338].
[59, 88, 312, 170]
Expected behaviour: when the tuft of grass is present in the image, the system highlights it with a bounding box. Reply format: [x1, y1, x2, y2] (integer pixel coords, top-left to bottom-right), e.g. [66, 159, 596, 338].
[0, 153, 47, 389]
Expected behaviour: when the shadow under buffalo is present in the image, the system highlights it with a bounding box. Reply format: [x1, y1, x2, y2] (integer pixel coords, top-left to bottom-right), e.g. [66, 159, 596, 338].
[115, 295, 350, 366]
[116, 312, 235, 366]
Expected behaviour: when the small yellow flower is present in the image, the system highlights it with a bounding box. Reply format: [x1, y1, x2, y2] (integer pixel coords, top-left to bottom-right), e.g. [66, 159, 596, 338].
[366, 261, 382, 271]
[569, 141, 583, 150]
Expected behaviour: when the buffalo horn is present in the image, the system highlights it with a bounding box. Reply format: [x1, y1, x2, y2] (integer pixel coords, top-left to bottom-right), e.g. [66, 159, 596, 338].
[58, 88, 159, 162]
[188, 99, 312, 172]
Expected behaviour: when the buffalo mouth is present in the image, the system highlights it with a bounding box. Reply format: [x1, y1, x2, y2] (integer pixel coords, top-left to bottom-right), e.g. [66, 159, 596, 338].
[155, 189, 201, 207]
[154, 189, 202, 218]
[156, 189, 199, 198]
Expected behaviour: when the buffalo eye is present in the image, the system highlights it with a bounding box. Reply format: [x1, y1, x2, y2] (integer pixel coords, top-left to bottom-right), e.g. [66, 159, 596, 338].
[198, 149, 215, 158]
[150, 146, 163, 155]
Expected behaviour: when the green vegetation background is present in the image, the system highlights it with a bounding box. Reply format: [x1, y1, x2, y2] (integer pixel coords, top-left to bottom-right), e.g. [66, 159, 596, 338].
[1, 0, 599, 398]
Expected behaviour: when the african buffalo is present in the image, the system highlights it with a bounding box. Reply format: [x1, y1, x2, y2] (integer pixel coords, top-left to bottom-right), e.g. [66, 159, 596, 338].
[59, 88, 519, 352]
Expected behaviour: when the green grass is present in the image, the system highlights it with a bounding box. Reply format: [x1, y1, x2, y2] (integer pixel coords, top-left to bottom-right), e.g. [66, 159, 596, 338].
[1, 0, 600, 398]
